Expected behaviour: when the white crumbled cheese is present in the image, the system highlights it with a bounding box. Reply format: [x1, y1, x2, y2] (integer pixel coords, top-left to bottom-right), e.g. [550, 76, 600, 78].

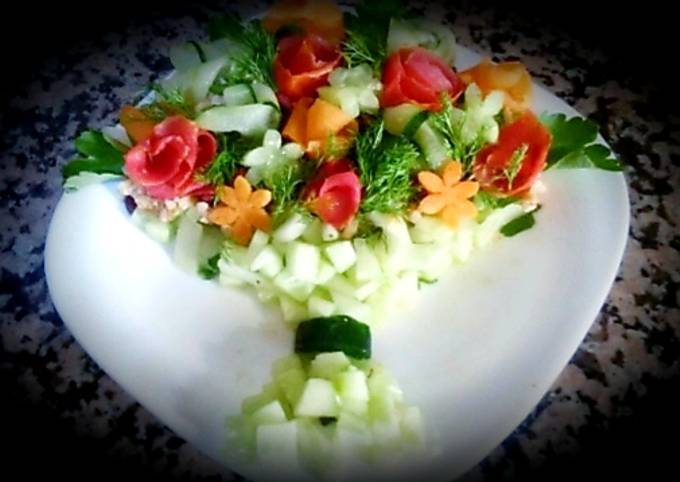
[119, 179, 195, 223]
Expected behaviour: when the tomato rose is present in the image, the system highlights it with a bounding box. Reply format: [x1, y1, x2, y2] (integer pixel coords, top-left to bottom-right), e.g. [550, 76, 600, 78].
[381, 48, 464, 111]
[304, 159, 361, 228]
[473, 111, 551, 196]
[124, 116, 217, 200]
[274, 33, 342, 105]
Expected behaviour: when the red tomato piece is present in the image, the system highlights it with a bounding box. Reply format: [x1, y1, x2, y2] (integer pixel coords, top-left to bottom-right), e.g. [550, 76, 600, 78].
[473, 111, 552, 196]
[381, 48, 464, 111]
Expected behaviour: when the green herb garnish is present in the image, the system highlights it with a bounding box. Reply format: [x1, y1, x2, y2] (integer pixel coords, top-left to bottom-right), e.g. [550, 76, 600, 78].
[540, 113, 621, 171]
[198, 253, 221, 279]
[62, 130, 125, 180]
[504, 143, 528, 189]
[141, 83, 195, 120]
[208, 12, 276, 91]
[198, 133, 253, 187]
[342, 0, 405, 70]
[356, 120, 422, 213]
[500, 206, 541, 237]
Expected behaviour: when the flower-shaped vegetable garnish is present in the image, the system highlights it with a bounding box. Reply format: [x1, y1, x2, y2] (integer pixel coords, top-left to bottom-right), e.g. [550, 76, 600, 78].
[473, 111, 551, 196]
[304, 159, 362, 229]
[124, 116, 217, 200]
[417, 161, 479, 228]
[282, 98, 357, 160]
[459, 59, 532, 117]
[208, 176, 273, 245]
[274, 33, 342, 105]
[381, 48, 464, 111]
[263, 0, 344, 45]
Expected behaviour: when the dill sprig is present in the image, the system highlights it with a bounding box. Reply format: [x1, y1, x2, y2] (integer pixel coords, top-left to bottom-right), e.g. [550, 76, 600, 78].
[198, 133, 253, 187]
[430, 94, 487, 172]
[141, 83, 195, 120]
[263, 161, 313, 225]
[342, 0, 405, 70]
[356, 120, 423, 214]
[208, 12, 276, 91]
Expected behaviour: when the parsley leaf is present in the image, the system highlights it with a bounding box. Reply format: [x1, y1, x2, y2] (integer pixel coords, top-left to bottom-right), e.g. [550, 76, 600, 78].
[500, 206, 541, 237]
[208, 13, 276, 90]
[63, 130, 125, 180]
[198, 253, 221, 280]
[343, 0, 405, 70]
[540, 113, 621, 171]
[356, 120, 423, 213]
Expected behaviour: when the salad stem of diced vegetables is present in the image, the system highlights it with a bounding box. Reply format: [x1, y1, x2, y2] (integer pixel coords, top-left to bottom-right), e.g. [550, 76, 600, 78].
[61, 0, 621, 477]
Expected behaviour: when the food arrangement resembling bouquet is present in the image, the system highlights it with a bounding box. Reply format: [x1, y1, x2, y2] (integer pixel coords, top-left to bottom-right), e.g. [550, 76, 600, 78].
[61, 0, 620, 477]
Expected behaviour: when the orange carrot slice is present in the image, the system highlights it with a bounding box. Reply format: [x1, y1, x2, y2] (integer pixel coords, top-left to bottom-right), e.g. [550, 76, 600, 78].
[306, 99, 354, 142]
[282, 97, 314, 145]
[120, 105, 156, 144]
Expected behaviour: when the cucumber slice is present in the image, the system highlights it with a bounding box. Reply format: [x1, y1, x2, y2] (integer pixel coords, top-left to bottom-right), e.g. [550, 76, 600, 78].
[383, 103, 425, 136]
[185, 57, 229, 104]
[273, 213, 309, 243]
[252, 82, 280, 109]
[196, 104, 279, 138]
[413, 120, 450, 168]
[222, 84, 256, 106]
[173, 208, 203, 273]
[295, 315, 371, 359]
[294, 378, 340, 417]
[169, 42, 203, 71]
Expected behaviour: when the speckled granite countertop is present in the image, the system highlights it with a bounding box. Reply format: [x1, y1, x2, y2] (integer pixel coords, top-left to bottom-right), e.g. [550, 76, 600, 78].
[1, 1, 678, 481]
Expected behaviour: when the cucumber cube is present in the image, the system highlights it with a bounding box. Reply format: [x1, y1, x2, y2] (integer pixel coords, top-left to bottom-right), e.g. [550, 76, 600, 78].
[279, 295, 308, 324]
[273, 213, 308, 243]
[275, 368, 307, 408]
[324, 241, 357, 273]
[315, 260, 337, 285]
[353, 239, 383, 282]
[321, 223, 340, 242]
[251, 400, 288, 426]
[335, 367, 370, 416]
[309, 352, 351, 380]
[307, 295, 336, 318]
[250, 245, 283, 278]
[284, 241, 320, 283]
[294, 378, 340, 418]
[400, 406, 425, 446]
[274, 271, 315, 302]
[272, 354, 304, 376]
[255, 421, 299, 468]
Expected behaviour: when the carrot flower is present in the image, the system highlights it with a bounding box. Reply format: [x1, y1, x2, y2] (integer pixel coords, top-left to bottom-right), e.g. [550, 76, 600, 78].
[417, 161, 479, 228]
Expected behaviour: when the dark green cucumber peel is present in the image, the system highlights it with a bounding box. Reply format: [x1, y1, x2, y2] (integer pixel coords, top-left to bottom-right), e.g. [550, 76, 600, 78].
[294, 315, 371, 360]
[402, 110, 430, 139]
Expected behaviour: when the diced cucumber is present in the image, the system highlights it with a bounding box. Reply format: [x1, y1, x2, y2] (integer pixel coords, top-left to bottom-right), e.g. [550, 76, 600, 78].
[324, 241, 357, 274]
[274, 368, 307, 408]
[255, 421, 300, 469]
[196, 104, 279, 138]
[173, 208, 203, 273]
[335, 367, 370, 417]
[272, 353, 304, 376]
[408, 214, 454, 244]
[309, 352, 351, 380]
[143, 217, 174, 244]
[273, 213, 309, 243]
[326, 274, 358, 299]
[408, 243, 452, 281]
[367, 365, 404, 403]
[281, 142, 305, 160]
[352, 238, 383, 283]
[222, 83, 256, 106]
[413, 120, 450, 168]
[315, 260, 337, 285]
[450, 221, 475, 264]
[219, 258, 262, 286]
[354, 280, 381, 302]
[383, 103, 426, 136]
[318, 86, 361, 119]
[321, 223, 340, 242]
[251, 400, 288, 425]
[297, 419, 334, 474]
[250, 246, 283, 278]
[307, 295, 336, 318]
[476, 203, 525, 249]
[274, 270, 315, 302]
[294, 378, 340, 417]
[278, 295, 308, 324]
[284, 241, 320, 283]
[246, 230, 270, 263]
[330, 292, 371, 324]
[262, 129, 282, 148]
[369, 213, 412, 275]
[242, 382, 281, 415]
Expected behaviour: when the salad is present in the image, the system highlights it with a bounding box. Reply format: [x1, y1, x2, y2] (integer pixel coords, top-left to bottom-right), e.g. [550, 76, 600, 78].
[61, 0, 621, 478]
